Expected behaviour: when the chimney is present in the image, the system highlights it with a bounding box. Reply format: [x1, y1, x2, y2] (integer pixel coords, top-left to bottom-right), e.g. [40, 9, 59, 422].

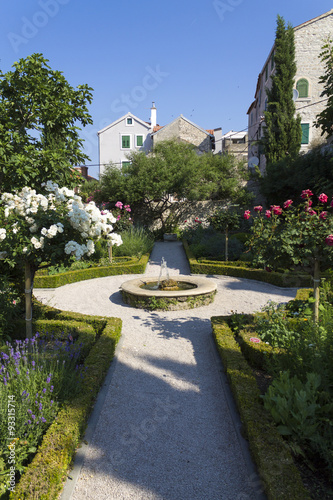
[150, 102, 157, 129]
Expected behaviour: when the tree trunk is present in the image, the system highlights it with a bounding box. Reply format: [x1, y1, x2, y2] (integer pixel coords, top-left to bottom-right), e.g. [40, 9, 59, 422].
[25, 262, 33, 339]
[108, 243, 113, 263]
[225, 226, 229, 261]
[313, 258, 320, 323]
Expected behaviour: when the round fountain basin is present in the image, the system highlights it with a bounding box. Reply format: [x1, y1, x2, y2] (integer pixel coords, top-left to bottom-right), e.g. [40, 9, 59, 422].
[121, 276, 217, 310]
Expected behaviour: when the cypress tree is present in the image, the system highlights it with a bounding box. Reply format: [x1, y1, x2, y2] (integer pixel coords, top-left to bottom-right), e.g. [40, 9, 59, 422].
[262, 15, 302, 164]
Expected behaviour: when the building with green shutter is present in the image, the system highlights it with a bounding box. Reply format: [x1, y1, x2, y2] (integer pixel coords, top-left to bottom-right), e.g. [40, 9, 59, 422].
[247, 9, 333, 172]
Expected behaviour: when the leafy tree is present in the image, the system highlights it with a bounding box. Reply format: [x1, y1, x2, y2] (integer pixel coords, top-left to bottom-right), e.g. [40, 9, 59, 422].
[98, 140, 251, 231]
[315, 38, 333, 138]
[0, 53, 93, 193]
[262, 15, 302, 164]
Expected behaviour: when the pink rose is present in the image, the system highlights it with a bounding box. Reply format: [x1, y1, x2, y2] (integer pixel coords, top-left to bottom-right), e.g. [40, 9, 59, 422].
[271, 205, 282, 215]
[283, 199, 293, 209]
[254, 205, 263, 212]
[265, 210, 271, 218]
[319, 211, 328, 220]
[243, 210, 251, 220]
[115, 201, 123, 209]
[325, 235, 333, 246]
[301, 189, 313, 199]
[318, 193, 328, 203]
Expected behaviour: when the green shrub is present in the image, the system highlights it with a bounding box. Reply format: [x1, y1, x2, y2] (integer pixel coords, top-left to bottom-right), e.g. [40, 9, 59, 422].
[262, 371, 333, 473]
[0, 276, 24, 342]
[113, 226, 154, 258]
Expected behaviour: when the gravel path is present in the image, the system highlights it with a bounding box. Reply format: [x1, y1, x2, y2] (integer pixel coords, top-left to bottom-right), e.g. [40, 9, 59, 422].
[34, 242, 298, 500]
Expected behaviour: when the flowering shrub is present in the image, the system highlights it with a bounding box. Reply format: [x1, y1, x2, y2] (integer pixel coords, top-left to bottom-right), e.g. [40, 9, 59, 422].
[245, 190, 333, 272]
[0, 334, 84, 493]
[0, 181, 122, 271]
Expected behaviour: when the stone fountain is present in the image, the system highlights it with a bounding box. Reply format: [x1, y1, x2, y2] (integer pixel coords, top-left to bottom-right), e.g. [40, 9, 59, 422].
[120, 257, 217, 310]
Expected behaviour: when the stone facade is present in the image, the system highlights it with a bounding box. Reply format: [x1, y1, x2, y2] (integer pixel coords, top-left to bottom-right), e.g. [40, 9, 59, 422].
[152, 115, 213, 153]
[247, 9, 333, 172]
[222, 131, 248, 161]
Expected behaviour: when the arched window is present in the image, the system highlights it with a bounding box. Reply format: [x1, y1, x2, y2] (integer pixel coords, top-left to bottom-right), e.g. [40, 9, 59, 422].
[296, 78, 309, 98]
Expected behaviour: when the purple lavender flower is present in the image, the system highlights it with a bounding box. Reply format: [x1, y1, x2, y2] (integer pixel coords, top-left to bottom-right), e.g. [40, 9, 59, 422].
[3, 377, 7, 386]
[27, 409, 32, 414]
[39, 403, 42, 411]
[15, 368, 20, 375]
[27, 419, 31, 424]
[31, 414, 36, 420]
[50, 386, 54, 393]
[41, 417, 46, 423]
[46, 377, 51, 384]
[42, 388, 46, 394]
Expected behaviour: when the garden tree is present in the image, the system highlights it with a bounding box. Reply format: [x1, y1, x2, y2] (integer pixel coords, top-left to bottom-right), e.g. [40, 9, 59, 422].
[208, 208, 240, 261]
[0, 181, 122, 338]
[0, 53, 93, 193]
[98, 140, 252, 231]
[315, 38, 333, 139]
[244, 190, 333, 321]
[262, 15, 302, 164]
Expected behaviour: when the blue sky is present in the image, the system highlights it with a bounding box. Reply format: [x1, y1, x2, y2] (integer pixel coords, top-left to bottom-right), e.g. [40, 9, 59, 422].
[1, 0, 332, 179]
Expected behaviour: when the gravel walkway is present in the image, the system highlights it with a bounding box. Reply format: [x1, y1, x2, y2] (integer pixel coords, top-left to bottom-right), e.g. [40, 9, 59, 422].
[34, 242, 298, 500]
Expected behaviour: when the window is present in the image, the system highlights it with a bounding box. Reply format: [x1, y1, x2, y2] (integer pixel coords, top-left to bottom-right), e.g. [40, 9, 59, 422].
[301, 123, 310, 144]
[296, 79, 309, 98]
[136, 135, 143, 147]
[265, 65, 268, 81]
[126, 117, 133, 125]
[122, 161, 131, 168]
[121, 135, 131, 149]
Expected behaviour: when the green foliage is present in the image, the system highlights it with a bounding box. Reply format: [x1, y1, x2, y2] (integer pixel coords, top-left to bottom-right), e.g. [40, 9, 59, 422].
[99, 140, 251, 230]
[262, 371, 333, 472]
[182, 224, 244, 260]
[262, 15, 302, 164]
[113, 226, 154, 258]
[315, 38, 333, 138]
[0, 277, 23, 341]
[208, 208, 240, 232]
[0, 53, 93, 193]
[260, 146, 333, 205]
[254, 302, 301, 349]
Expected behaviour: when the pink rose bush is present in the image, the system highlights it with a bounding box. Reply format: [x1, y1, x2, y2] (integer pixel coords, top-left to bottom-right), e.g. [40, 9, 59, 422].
[245, 190, 333, 272]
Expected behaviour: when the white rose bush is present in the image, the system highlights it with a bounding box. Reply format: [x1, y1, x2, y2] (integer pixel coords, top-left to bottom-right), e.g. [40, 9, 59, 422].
[0, 181, 122, 337]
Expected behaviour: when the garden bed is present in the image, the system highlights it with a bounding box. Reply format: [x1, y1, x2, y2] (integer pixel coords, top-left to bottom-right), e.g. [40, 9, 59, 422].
[34, 254, 149, 288]
[1, 303, 122, 500]
[211, 288, 333, 499]
[183, 239, 313, 288]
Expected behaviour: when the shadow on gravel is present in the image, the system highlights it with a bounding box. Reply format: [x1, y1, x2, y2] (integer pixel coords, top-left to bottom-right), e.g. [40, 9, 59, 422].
[70, 312, 262, 500]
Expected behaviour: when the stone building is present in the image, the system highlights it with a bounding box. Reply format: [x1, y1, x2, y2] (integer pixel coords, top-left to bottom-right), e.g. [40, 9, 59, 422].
[247, 9, 333, 172]
[222, 130, 248, 161]
[151, 114, 215, 153]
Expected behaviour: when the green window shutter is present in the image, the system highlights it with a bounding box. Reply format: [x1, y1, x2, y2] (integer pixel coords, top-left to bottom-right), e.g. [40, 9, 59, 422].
[301, 123, 309, 144]
[136, 135, 143, 147]
[122, 135, 130, 148]
[122, 161, 131, 168]
[296, 79, 309, 98]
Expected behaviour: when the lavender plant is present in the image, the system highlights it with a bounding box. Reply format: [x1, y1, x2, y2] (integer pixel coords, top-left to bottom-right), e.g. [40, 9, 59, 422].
[0, 334, 85, 494]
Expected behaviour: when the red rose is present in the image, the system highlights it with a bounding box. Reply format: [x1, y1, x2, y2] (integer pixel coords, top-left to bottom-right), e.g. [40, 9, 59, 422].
[318, 193, 328, 203]
[243, 210, 251, 220]
[325, 235, 333, 246]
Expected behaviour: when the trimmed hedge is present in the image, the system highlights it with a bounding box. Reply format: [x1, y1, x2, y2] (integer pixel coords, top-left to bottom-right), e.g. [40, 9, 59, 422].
[34, 254, 149, 288]
[211, 316, 310, 500]
[182, 239, 312, 288]
[8, 304, 122, 500]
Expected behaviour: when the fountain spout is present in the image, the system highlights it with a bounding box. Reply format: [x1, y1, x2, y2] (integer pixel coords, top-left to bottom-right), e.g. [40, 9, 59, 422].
[151, 257, 170, 290]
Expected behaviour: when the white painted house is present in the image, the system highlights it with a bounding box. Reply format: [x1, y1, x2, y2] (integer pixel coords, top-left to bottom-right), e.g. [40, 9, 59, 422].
[97, 103, 157, 177]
